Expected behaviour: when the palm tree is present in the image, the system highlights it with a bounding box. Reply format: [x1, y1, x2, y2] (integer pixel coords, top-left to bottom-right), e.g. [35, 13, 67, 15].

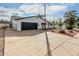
[64, 10, 77, 30]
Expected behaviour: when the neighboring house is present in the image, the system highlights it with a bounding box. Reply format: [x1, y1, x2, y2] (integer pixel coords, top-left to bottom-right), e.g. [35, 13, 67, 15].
[10, 15, 51, 31]
[0, 21, 9, 28]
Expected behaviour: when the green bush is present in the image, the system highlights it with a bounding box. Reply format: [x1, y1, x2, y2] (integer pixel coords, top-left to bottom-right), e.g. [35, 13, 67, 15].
[66, 24, 75, 30]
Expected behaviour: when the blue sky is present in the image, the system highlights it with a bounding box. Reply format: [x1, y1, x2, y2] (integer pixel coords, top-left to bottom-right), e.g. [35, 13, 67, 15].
[0, 3, 79, 21]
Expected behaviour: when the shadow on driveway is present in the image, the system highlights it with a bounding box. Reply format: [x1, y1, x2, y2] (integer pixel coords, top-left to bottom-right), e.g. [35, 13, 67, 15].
[5, 28, 45, 37]
[45, 31, 52, 56]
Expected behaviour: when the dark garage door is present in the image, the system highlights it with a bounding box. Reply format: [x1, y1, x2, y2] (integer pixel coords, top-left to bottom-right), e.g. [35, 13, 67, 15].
[21, 22, 38, 30]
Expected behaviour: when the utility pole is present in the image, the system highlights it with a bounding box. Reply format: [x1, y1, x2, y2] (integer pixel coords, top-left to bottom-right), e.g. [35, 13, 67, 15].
[44, 3, 46, 29]
[44, 3, 52, 56]
[2, 22, 6, 56]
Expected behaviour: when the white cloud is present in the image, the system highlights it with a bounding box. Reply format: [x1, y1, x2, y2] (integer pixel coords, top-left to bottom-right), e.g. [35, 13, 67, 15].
[48, 5, 67, 11]
[46, 5, 68, 14]
[0, 7, 10, 15]
[19, 4, 44, 15]
[19, 4, 68, 17]
[0, 4, 69, 21]
[0, 4, 68, 17]
[0, 7, 25, 20]
[45, 5, 68, 21]
[0, 7, 26, 17]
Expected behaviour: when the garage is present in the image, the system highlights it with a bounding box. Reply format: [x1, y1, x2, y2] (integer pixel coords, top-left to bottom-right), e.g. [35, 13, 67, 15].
[11, 15, 49, 31]
[21, 22, 38, 30]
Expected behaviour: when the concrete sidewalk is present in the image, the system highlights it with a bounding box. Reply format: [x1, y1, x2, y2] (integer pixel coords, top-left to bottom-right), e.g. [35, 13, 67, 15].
[4, 29, 79, 56]
[74, 33, 79, 39]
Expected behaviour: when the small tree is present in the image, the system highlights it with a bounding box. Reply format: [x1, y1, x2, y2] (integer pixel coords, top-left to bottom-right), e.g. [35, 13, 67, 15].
[52, 21, 56, 29]
[64, 10, 77, 30]
[77, 23, 79, 28]
[54, 20, 59, 29]
[76, 17, 79, 28]
[58, 18, 63, 29]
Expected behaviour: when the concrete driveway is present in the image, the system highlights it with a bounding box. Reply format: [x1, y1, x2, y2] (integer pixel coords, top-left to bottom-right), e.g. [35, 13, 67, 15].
[4, 28, 79, 56]
[74, 33, 79, 39]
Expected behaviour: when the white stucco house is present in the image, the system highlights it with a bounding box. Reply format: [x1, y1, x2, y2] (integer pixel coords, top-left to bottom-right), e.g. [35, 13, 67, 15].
[10, 15, 52, 31]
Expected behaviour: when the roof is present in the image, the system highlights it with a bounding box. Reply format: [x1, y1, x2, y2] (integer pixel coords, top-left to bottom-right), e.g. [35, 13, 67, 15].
[14, 15, 44, 20]
[12, 15, 50, 23]
[0, 21, 10, 24]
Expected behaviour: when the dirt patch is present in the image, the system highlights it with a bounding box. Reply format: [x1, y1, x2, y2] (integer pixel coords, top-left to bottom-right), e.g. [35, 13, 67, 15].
[52, 29, 79, 37]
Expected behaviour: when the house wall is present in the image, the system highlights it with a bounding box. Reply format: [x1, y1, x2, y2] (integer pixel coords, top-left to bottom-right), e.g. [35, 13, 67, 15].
[19, 17, 45, 23]
[12, 17, 49, 31]
[12, 19, 17, 29]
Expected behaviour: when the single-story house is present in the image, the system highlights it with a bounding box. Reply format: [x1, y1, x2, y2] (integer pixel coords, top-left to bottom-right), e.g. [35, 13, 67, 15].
[10, 15, 52, 31]
[0, 22, 9, 28]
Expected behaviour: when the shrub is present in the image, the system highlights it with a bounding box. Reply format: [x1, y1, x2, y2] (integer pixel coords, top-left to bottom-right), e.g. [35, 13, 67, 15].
[59, 30, 65, 33]
[64, 10, 77, 30]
